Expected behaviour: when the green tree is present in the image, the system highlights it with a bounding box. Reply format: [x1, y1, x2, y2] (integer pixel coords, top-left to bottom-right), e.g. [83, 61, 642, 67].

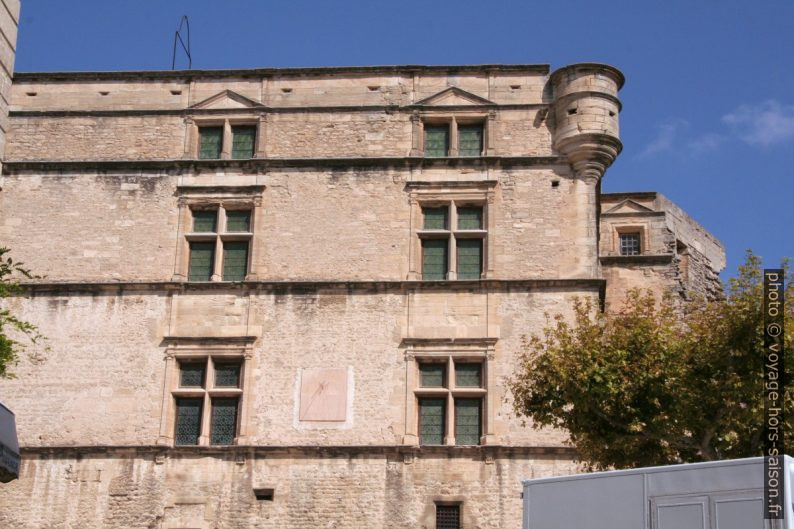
[509, 252, 792, 470]
[0, 247, 44, 378]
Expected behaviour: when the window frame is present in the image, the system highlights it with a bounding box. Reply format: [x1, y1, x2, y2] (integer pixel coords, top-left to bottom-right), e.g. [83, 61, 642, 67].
[158, 339, 255, 447]
[403, 338, 496, 446]
[415, 112, 492, 158]
[189, 117, 261, 160]
[613, 225, 648, 256]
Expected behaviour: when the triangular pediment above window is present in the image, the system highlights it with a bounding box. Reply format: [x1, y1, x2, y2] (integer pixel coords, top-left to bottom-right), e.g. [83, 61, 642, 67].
[413, 87, 496, 107]
[189, 90, 264, 110]
[604, 199, 655, 214]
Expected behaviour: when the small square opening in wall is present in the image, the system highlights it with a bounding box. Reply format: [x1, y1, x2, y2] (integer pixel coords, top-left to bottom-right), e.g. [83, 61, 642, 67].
[551, 180, 560, 188]
[436, 503, 461, 529]
[254, 488, 274, 501]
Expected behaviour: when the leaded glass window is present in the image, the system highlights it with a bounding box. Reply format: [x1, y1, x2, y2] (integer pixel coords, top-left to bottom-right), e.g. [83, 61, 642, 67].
[192, 210, 217, 233]
[457, 239, 482, 280]
[225, 210, 251, 232]
[222, 241, 249, 282]
[175, 398, 203, 445]
[425, 125, 449, 157]
[436, 504, 461, 529]
[455, 398, 481, 445]
[457, 206, 483, 230]
[619, 233, 641, 256]
[188, 241, 215, 281]
[423, 207, 448, 230]
[210, 397, 239, 445]
[231, 126, 256, 159]
[458, 124, 483, 156]
[214, 363, 241, 388]
[198, 127, 223, 159]
[180, 362, 206, 388]
[419, 363, 445, 388]
[455, 363, 481, 388]
[419, 398, 445, 445]
[422, 239, 448, 280]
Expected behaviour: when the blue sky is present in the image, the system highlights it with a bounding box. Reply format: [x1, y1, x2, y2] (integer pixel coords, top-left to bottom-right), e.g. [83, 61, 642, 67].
[14, 0, 793, 279]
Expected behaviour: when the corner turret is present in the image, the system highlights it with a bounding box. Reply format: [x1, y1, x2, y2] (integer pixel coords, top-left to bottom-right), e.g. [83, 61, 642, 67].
[550, 63, 624, 182]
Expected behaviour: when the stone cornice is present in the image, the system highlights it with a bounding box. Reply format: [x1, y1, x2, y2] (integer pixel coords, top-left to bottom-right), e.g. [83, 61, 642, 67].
[13, 63, 550, 82]
[1, 156, 566, 174]
[19, 444, 576, 459]
[600, 254, 674, 265]
[600, 211, 665, 218]
[17, 278, 606, 296]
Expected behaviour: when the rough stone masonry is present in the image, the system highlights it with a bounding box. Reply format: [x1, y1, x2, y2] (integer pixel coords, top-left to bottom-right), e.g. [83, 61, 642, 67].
[0, 61, 724, 528]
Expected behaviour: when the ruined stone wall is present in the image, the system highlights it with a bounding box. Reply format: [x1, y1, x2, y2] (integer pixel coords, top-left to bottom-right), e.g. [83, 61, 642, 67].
[0, 449, 578, 529]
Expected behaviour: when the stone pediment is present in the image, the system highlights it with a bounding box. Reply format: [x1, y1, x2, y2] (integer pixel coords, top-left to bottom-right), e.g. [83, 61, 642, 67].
[189, 90, 263, 110]
[414, 87, 495, 107]
[604, 199, 655, 214]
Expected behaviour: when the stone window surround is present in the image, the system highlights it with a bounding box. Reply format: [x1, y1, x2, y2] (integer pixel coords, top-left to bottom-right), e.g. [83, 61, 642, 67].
[612, 224, 649, 256]
[402, 338, 497, 446]
[410, 110, 497, 157]
[157, 339, 255, 446]
[184, 114, 267, 160]
[407, 182, 496, 281]
[173, 190, 265, 282]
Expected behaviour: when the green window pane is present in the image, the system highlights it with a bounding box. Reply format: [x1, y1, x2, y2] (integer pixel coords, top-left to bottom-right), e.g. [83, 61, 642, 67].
[457, 239, 482, 280]
[422, 239, 448, 280]
[180, 362, 206, 388]
[419, 363, 445, 387]
[455, 398, 481, 445]
[188, 242, 215, 282]
[419, 398, 445, 445]
[225, 210, 251, 232]
[199, 127, 223, 159]
[175, 398, 202, 445]
[458, 124, 483, 157]
[210, 397, 239, 445]
[455, 363, 481, 388]
[214, 363, 241, 388]
[457, 206, 483, 230]
[223, 241, 249, 282]
[425, 125, 449, 157]
[423, 206, 448, 230]
[231, 126, 256, 159]
[192, 210, 217, 233]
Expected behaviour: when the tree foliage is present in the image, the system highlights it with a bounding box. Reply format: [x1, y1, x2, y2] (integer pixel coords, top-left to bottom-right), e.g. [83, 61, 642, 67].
[0, 247, 44, 378]
[509, 252, 792, 470]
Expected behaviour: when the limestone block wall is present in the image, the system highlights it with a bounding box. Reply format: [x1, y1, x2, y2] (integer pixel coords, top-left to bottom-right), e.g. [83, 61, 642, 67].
[1, 285, 594, 448]
[0, 0, 19, 165]
[0, 165, 600, 283]
[0, 449, 579, 529]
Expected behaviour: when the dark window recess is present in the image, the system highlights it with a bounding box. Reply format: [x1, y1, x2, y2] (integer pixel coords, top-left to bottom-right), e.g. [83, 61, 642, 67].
[619, 233, 641, 256]
[180, 362, 206, 388]
[198, 127, 223, 159]
[222, 241, 249, 281]
[188, 241, 215, 281]
[225, 210, 251, 232]
[192, 210, 217, 233]
[456, 239, 482, 280]
[455, 363, 481, 388]
[457, 206, 483, 230]
[422, 239, 448, 280]
[254, 488, 274, 501]
[210, 397, 239, 445]
[458, 124, 483, 156]
[419, 363, 445, 388]
[423, 206, 448, 230]
[436, 504, 461, 529]
[231, 126, 256, 159]
[425, 125, 450, 157]
[455, 398, 482, 445]
[214, 363, 241, 388]
[174, 398, 203, 445]
[419, 398, 445, 445]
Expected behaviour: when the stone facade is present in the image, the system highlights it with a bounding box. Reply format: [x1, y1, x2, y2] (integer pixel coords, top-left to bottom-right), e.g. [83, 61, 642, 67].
[0, 62, 723, 528]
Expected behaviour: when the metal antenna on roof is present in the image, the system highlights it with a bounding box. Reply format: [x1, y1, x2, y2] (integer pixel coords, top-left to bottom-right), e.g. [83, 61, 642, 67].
[171, 15, 192, 70]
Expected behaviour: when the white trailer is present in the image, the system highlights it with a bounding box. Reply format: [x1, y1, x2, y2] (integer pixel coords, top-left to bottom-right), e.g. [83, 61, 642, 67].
[522, 456, 793, 529]
[0, 401, 20, 483]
